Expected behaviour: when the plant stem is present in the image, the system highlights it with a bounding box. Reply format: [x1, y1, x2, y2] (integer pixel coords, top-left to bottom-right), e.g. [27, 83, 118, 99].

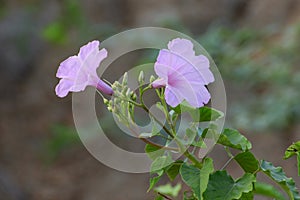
[157, 192, 173, 200]
[184, 150, 203, 168]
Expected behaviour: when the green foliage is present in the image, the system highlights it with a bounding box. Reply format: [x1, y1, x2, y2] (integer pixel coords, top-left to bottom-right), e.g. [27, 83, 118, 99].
[145, 144, 165, 160]
[254, 182, 285, 200]
[154, 183, 182, 198]
[239, 192, 254, 200]
[174, 103, 224, 122]
[149, 170, 164, 192]
[180, 158, 214, 200]
[284, 141, 300, 176]
[217, 129, 252, 151]
[234, 151, 259, 173]
[42, 22, 67, 44]
[44, 124, 80, 162]
[166, 160, 183, 181]
[261, 160, 300, 200]
[200, 25, 300, 131]
[203, 171, 256, 200]
[284, 141, 300, 159]
[150, 155, 173, 173]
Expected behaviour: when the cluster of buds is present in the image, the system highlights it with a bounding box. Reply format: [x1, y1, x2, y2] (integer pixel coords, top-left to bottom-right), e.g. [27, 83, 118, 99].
[104, 73, 137, 127]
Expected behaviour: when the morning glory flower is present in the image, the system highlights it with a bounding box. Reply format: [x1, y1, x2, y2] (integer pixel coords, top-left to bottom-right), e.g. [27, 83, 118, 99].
[152, 38, 214, 108]
[55, 40, 113, 97]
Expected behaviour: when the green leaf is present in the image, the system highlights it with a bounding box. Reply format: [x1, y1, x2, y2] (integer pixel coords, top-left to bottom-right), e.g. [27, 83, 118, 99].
[260, 160, 300, 200]
[139, 117, 161, 138]
[284, 141, 300, 159]
[154, 183, 181, 197]
[180, 158, 214, 200]
[234, 151, 259, 173]
[239, 191, 254, 200]
[145, 144, 165, 160]
[148, 170, 164, 192]
[254, 182, 285, 200]
[203, 171, 256, 200]
[151, 155, 173, 173]
[199, 106, 224, 122]
[42, 22, 67, 44]
[298, 153, 300, 176]
[284, 141, 300, 176]
[174, 102, 223, 122]
[166, 160, 183, 181]
[217, 129, 252, 151]
[155, 195, 164, 200]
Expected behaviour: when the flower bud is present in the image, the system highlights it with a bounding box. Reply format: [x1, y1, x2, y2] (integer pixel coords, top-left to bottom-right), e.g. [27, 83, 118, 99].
[103, 98, 109, 105]
[122, 72, 128, 86]
[150, 75, 156, 83]
[131, 92, 137, 100]
[126, 88, 131, 97]
[138, 71, 144, 84]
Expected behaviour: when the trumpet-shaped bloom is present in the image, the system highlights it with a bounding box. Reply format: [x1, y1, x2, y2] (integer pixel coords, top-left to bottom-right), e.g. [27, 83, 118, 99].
[55, 40, 113, 97]
[152, 38, 214, 108]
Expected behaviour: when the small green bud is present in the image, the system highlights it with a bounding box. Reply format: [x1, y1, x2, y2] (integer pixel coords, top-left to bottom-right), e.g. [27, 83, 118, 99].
[103, 98, 109, 105]
[138, 71, 144, 84]
[122, 86, 128, 95]
[126, 88, 131, 97]
[112, 83, 117, 90]
[150, 75, 156, 83]
[132, 93, 137, 100]
[122, 72, 128, 85]
[107, 106, 113, 112]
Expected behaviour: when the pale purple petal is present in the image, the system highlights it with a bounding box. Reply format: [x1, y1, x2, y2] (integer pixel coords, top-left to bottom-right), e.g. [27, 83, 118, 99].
[56, 56, 80, 79]
[185, 85, 210, 107]
[165, 86, 184, 107]
[78, 40, 100, 60]
[168, 38, 214, 85]
[168, 38, 194, 55]
[55, 79, 74, 97]
[156, 49, 188, 72]
[188, 55, 214, 84]
[55, 40, 112, 98]
[153, 38, 215, 108]
[81, 47, 108, 79]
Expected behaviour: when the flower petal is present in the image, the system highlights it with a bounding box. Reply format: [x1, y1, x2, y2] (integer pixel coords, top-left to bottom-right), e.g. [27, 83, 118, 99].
[156, 49, 187, 72]
[168, 38, 214, 84]
[165, 86, 184, 107]
[56, 56, 80, 79]
[55, 79, 74, 98]
[168, 38, 194, 56]
[78, 40, 100, 61]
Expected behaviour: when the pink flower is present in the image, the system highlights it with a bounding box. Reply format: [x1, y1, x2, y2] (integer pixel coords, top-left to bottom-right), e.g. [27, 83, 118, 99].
[55, 40, 113, 97]
[152, 38, 214, 108]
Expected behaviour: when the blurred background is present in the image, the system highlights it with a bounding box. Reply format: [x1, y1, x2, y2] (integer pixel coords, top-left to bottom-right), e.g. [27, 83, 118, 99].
[0, 0, 300, 199]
